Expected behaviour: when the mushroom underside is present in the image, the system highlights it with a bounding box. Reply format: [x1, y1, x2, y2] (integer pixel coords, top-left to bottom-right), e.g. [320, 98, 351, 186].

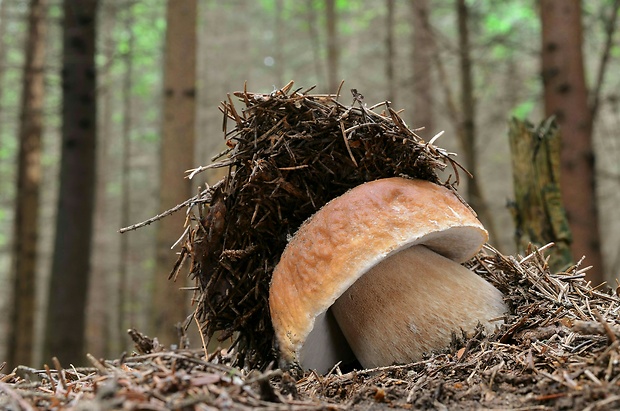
[301, 245, 507, 371]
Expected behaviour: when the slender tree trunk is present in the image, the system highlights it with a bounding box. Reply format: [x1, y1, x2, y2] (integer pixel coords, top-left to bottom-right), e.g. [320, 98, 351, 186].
[0, 0, 9, 147]
[152, 0, 197, 347]
[87, 0, 116, 360]
[456, 0, 498, 244]
[325, 0, 339, 93]
[307, 0, 324, 87]
[540, 0, 604, 283]
[43, 0, 98, 366]
[0, 1, 8, 361]
[118, 1, 135, 351]
[410, 0, 434, 138]
[589, 0, 620, 122]
[385, 0, 396, 103]
[8, 0, 47, 369]
[274, 0, 285, 87]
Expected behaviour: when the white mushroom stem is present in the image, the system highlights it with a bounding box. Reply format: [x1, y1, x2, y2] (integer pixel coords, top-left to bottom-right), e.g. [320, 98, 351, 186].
[269, 178, 507, 373]
[331, 245, 506, 369]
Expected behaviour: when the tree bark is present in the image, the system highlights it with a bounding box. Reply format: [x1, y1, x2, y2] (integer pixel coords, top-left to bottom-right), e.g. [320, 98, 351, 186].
[456, 0, 498, 244]
[118, 0, 135, 352]
[43, 0, 98, 366]
[540, 0, 604, 283]
[508, 118, 573, 272]
[86, 0, 116, 361]
[8, 0, 47, 369]
[306, 1, 324, 88]
[274, 0, 285, 87]
[410, 0, 434, 138]
[385, 0, 396, 103]
[152, 0, 197, 347]
[0, 0, 9, 147]
[325, 0, 339, 93]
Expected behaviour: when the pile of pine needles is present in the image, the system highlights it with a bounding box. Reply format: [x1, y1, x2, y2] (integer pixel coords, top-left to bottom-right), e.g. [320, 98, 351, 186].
[178, 81, 462, 369]
[3, 246, 620, 410]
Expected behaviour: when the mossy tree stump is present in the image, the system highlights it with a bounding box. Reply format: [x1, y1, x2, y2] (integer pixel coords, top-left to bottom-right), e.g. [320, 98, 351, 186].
[508, 117, 573, 272]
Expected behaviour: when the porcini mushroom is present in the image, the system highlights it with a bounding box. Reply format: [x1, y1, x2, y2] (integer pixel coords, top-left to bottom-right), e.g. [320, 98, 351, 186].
[269, 177, 507, 373]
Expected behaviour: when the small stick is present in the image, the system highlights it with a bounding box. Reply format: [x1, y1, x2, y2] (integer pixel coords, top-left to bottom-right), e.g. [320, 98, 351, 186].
[52, 357, 68, 392]
[119, 195, 200, 233]
[44, 364, 56, 392]
[335, 79, 345, 100]
[194, 310, 209, 360]
[593, 310, 617, 343]
[339, 121, 358, 167]
[86, 353, 109, 375]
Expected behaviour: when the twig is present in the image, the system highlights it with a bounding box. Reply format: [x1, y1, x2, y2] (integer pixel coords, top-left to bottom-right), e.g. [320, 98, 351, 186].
[86, 353, 110, 375]
[119, 194, 201, 233]
[52, 357, 67, 392]
[593, 310, 618, 343]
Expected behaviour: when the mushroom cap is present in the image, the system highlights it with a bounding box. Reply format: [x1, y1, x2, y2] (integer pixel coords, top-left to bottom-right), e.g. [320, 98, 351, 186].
[269, 177, 489, 369]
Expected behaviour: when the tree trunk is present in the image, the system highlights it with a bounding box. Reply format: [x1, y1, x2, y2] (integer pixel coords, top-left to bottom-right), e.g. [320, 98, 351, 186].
[325, 0, 339, 93]
[385, 0, 396, 103]
[456, 0, 498, 244]
[306, 1, 324, 88]
[86, 0, 116, 361]
[508, 118, 573, 272]
[410, 0, 434, 138]
[274, 0, 285, 87]
[0, 0, 9, 147]
[152, 0, 197, 347]
[540, 0, 604, 283]
[8, 0, 47, 369]
[118, 1, 135, 352]
[43, 0, 98, 366]
[0, 1, 9, 358]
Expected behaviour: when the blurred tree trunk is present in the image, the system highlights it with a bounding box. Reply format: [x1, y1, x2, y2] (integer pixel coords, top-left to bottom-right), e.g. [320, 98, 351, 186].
[118, 1, 135, 352]
[508, 118, 573, 272]
[274, 0, 284, 87]
[410, 0, 434, 138]
[43, 0, 98, 366]
[0, 0, 8, 146]
[307, 1, 324, 87]
[152, 0, 197, 347]
[87, 0, 116, 361]
[7, 0, 47, 369]
[456, 0, 498, 244]
[325, 0, 339, 93]
[385, 0, 395, 103]
[540, 0, 604, 284]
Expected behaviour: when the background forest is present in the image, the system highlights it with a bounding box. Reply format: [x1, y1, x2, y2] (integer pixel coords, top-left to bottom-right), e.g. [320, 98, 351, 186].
[1, 0, 619, 372]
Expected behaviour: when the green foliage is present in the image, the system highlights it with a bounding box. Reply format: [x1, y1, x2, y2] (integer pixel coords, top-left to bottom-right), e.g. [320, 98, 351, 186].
[480, 2, 539, 59]
[511, 100, 536, 119]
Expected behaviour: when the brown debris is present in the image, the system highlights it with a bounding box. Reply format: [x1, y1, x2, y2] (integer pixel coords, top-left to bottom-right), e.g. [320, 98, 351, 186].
[0, 340, 332, 410]
[8, 84, 617, 409]
[5, 250, 620, 411]
[180, 83, 461, 369]
[295, 245, 620, 410]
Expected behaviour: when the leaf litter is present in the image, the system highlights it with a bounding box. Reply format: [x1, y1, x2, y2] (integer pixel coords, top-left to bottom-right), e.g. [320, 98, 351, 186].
[3, 82, 620, 410]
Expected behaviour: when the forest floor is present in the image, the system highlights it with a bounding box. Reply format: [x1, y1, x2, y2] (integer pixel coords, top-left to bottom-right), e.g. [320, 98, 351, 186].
[3, 246, 620, 410]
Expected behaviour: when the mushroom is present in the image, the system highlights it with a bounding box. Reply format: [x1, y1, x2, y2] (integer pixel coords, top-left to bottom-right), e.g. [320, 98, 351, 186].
[269, 177, 507, 373]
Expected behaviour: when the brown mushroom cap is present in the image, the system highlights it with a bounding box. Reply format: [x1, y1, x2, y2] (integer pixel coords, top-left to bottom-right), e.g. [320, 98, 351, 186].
[269, 177, 497, 371]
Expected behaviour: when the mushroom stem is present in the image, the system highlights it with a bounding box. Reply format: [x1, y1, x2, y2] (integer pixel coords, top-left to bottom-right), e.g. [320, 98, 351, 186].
[330, 245, 507, 369]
